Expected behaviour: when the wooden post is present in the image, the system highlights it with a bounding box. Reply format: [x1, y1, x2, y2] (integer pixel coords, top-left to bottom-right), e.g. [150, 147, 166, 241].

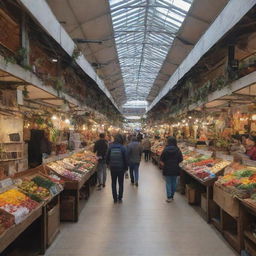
[40, 206, 47, 254]
[21, 11, 30, 66]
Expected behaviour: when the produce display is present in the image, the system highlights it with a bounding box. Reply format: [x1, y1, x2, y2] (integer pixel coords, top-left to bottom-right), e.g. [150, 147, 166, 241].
[151, 142, 164, 156]
[217, 168, 256, 193]
[0, 149, 96, 233]
[181, 150, 230, 181]
[0, 209, 15, 235]
[18, 180, 50, 202]
[62, 158, 90, 174]
[0, 189, 39, 224]
[47, 162, 82, 181]
[47, 150, 97, 182]
[72, 150, 97, 164]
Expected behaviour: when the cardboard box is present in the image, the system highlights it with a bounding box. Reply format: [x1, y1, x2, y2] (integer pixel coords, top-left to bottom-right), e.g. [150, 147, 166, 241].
[186, 184, 200, 204]
[213, 184, 239, 218]
[201, 193, 207, 213]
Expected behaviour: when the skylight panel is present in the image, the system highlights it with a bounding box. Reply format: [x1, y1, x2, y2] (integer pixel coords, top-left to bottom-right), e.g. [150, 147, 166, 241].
[109, 0, 193, 106]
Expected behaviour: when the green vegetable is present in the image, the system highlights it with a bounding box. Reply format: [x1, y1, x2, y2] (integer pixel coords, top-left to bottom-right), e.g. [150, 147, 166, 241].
[26, 193, 43, 202]
[251, 193, 256, 200]
[32, 176, 55, 189]
[234, 169, 254, 178]
[237, 183, 256, 190]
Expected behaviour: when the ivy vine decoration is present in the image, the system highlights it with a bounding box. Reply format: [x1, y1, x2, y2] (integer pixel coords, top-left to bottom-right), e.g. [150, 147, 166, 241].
[34, 116, 44, 126]
[50, 127, 60, 143]
[16, 47, 27, 63]
[49, 77, 64, 96]
[21, 63, 33, 71]
[4, 55, 16, 66]
[22, 86, 29, 98]
[71, 47, 82, 63]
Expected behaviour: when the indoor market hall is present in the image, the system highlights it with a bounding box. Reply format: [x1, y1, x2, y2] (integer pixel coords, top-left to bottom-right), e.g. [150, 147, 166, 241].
[45, 160, 237, 256]
[1, 0, 256, 256]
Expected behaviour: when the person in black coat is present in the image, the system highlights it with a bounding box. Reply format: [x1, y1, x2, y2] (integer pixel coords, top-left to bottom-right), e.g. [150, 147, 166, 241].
[93, 133, 109, 190]
[160, 136, 183, 202]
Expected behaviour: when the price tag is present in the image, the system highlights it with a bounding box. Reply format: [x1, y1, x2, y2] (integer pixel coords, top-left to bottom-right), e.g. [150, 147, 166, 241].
[0, 178, 13, 188]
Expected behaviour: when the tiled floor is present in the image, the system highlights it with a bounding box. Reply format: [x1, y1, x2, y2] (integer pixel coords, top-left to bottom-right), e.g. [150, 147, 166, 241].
[46, 160, 238, 256]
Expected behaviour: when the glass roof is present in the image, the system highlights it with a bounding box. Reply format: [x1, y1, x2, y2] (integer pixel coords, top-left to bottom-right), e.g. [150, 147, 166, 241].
[109, 0, 193, 106]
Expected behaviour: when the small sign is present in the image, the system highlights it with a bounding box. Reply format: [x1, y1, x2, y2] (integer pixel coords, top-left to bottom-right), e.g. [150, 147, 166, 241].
[0, 178, 13, 189]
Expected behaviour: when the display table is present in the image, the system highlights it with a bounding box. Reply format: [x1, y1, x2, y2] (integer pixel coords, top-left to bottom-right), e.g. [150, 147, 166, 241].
[13, 166, 63, 253]
[180, 167, 219, 222]
[0, 205, 42, 253]
[42, 164, 96, 222]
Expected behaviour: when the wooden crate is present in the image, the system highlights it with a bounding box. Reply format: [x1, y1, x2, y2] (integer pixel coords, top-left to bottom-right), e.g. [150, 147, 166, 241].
[245, 238, 256, 256]
[47, 202, 60, 246]
[213, 184, 239, 218]
[185, 184, 200, 204]
[60, 196, 76, 221]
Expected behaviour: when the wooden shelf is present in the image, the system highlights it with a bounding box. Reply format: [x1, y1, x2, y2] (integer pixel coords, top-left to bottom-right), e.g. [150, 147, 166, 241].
[0, 158, 24, 162]
[0, 142, 23, 144]
[223, 230, 240, 252]
[212, 217, 222, 232]
[244, 230, 256, 245]
[0, 206, 42, 253]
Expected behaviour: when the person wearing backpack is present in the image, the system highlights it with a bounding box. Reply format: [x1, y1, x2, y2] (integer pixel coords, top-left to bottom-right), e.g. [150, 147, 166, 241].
[106, 134, 128, 203]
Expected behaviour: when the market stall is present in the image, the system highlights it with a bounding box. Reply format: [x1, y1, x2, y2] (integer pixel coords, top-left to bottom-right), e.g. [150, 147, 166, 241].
[13, 166, 64, 252]
[44, 150, 97, 222]
[212, 167, 256, 252]
[179, 148, 230, 222]
[151, 140, 164, 166]
[0, 184, 43, 254]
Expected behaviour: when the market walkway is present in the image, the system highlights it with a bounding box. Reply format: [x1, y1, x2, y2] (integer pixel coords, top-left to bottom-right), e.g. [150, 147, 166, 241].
[46, 160, 237, 256]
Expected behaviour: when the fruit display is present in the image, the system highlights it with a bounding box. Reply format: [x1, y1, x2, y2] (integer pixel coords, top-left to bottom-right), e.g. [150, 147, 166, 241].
[47, 162, 82, 181]
[46, 150, 97, 182]
[72, 150, 97, 164]
[0, 189, 39, 224]
[216, 168, 256, 199]
[210, 161, 230, 174]
[182, 154, 211, 165]
[18, 179, 50, 201]
[151, 143, 164, 156]
[181, 150, 230, 182]
[0, 209, 15, 235]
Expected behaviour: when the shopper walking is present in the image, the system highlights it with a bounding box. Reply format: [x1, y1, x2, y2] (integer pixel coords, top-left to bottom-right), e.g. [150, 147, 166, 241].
[160, 137, 183, 202]
[93, 133, 108, 190]
[106, 134, 128, 203]
[127, 136, 143, 186]
[142, 136, 152, 161]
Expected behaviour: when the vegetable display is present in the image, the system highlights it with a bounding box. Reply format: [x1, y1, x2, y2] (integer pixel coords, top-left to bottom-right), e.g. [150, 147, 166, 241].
[19, 180, 50, 201]
[181, 150, 230, 181]
[47, 150, 96, 181]
[0, 189, 39, 224]
[0, 209, 15, 235]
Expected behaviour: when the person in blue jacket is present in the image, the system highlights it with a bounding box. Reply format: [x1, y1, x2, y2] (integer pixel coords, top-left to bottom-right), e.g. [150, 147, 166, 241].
[106, 134, 128, 203]
[160, 137, 183, 202]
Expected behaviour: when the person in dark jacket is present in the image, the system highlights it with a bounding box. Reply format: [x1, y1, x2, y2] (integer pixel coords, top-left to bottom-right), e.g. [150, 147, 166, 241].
[160, 136, 183, 202]
[106, 134, 128, 203]
[127, 136, 143, 186]
[93, 133, 108, 190]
